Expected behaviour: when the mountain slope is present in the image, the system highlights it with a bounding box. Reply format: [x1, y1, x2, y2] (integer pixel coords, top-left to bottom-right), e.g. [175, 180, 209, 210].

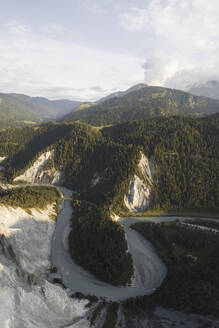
[0, 116, 218, 286]
[67, 84, 148, 114]
[0, 117, 218, 317]
[0, 117, 218, 212]
[0, 95, 41, 128]
[61, 86, 219, 126]
[97, 83, 148, 103]
[0, 93, 81, 129]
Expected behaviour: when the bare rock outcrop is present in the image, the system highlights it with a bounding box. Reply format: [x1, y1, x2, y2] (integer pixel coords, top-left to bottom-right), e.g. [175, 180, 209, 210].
[14, 151, 63, 185]
[124, 153, 155, 212]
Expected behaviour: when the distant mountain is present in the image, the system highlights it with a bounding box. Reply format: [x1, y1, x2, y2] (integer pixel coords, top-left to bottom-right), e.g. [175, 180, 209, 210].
[69, 84, 148, 113]
[188, 80, 219, 100]
[73, 102, 97, 112]
[0, 92, 81, 129]
[61, 85, 219, 126]
[97, 83, 148, 103]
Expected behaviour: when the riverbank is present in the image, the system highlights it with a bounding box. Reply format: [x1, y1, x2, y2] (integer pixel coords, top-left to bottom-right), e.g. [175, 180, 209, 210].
[51, 195, 167, 301]
[0, 181, 218, 327]
[128, 208, 219, 219]
[0, 191, 90, 327]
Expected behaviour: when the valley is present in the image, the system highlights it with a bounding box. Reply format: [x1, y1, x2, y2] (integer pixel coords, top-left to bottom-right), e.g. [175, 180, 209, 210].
[0, 179, 218, 327]
[0, 93, 218, 327]
[52, 190, 167, 300]
[1, 0, 219, 326]
[0, 93, 81, 130]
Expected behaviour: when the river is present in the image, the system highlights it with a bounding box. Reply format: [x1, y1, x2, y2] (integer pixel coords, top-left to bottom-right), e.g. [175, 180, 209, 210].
[52, 187, 168, 301]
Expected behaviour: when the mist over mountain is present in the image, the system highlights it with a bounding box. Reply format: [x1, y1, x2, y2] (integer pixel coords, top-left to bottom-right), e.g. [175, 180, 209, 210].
[188, 80, 219, 100]
[97, 83, 148, 103]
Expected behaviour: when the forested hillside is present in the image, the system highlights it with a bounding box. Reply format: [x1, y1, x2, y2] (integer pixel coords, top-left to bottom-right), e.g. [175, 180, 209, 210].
[0, 122, 138, 285]
[69, 201, 133, 285]
[0, 186, 61, 211]
[103, 116, 219, 211]
[61, 86, 219, 126]
[0, 92, 80, 129]
[125, 221, 219, 317]
[0, 115, 218, 285]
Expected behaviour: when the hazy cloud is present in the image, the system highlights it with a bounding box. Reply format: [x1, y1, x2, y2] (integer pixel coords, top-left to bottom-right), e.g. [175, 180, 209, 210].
[2, 1, 218, 100]
[41, 24, 69, 38]
[120, 0, 219, 88]
[77, 0, 111, 14]
[90, 86, 105, 92]
[0, 20, 142, 101]
[7, 20, 31, 35]
[77, 0, 140, 15]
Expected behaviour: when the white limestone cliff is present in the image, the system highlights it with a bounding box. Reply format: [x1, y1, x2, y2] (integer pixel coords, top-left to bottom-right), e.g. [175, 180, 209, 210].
[138, 153, 155, 186]
[111, 212, 120, 221]
[14, 151, 63, 185]
[0, 156, 7, 172]
[90, 172, 101, 187]
[124, 153, 155, 212]
[0, 156, 7, 164]
[90, 168, 108, 188]
[0, 204, 56, 275]
[0, 202, 89, 327]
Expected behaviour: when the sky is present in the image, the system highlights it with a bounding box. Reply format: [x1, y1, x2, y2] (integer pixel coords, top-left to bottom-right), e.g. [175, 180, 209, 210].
[0, 0, 219, 101]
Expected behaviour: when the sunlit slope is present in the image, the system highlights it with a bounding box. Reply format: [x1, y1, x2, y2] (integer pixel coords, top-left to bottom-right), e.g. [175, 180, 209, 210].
[0, 93, 81, 129]
[61, 86, 219, 126]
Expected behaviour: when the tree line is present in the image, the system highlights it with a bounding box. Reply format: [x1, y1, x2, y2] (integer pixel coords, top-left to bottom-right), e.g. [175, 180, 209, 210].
[0, 186, 61, 211]
[124, 221, 219, 317]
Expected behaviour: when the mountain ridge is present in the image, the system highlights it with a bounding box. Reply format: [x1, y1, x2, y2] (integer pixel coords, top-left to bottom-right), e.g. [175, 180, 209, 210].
[61, 85, 219, 126]
[0, 115, 218, 305]
[97, 83, 148, 103]
[0, 92, 81, 129]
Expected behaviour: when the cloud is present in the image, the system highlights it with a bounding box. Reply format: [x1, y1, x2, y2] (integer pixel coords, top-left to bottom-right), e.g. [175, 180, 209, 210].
[7, 20, 31, 35]
[90, 86, 105, 92]
[77, 0, 110, 14]
[32, 86, 107, 101]
[77, 0, 133, 15]
[0, 20, 143, 101]
[120, 0, 219, 88]
[120, 7, 150, 31]
[41, 24, 69, 38]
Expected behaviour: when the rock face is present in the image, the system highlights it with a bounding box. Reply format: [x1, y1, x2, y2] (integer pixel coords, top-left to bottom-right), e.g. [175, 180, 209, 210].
[0, 156, 7, 171]
[14, 151, 63, 185]
[0, 204, 56, 275]
[139, 153, 155, 185]
[111, 212, 120, 221]
[124, 175, 151, 212]
[90, 168, 108, 187]
[0, 203, 89, 327]
[90, 172, 101, 187]
[124, 153, 155, 212]
[0, 156, 7, 164]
